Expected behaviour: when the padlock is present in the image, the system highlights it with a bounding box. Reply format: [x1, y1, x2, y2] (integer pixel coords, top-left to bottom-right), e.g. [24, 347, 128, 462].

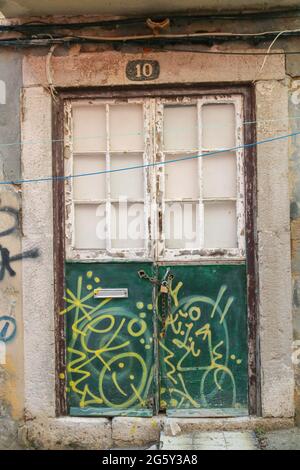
[160, 283, 169, 294]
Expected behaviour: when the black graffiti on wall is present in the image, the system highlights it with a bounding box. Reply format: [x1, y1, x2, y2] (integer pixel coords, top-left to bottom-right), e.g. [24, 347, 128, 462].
[0, 206, 39, 281]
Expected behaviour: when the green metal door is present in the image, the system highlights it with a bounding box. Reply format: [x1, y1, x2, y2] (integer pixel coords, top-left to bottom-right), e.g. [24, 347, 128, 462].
[63, 262, 248, 416]
[62, 93, 249, 417]
[64, 262, 157, 416]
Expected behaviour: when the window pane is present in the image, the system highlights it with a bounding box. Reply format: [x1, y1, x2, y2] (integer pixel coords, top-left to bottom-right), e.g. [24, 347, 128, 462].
[204, 201, 237, 248]
[202, 104, 235, 149]
[165, 154, 198, 199]
[73, 155, 106, 200]
[164, 105, 197, 151]
[111, 203, 144, 249]
[74, 204, 106, 249]
[111, 153, 144, 199]
[165, 202, 199, 249]
[73, 105, 106, 153]
[203, 152, 237, 199]
[110, 104, 144, 151]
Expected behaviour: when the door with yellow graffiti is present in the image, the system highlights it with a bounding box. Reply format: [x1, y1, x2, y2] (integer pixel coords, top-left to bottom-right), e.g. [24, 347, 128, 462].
[156, 265, 247, 415]
[64, 262, 157, 416]
[63, 92, 249, 417]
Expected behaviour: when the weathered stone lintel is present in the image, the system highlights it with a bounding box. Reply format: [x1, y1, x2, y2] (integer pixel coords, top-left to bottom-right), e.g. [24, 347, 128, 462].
[23, 49, 285, 88]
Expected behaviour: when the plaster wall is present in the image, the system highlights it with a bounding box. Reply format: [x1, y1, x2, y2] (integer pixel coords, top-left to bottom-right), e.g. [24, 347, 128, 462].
[1, 0, 300, 18]
[0, 49, 23, 449]
[289, 79, 300, 425]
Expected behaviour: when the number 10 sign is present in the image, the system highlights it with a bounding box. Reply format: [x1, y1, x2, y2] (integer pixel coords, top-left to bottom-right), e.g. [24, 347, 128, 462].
[126, 60, 160, 81]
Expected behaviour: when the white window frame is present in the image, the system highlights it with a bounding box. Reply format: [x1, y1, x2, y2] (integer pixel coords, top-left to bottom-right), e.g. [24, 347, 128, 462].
[65, 98, 155, 261]
[156, 94, 245, 261]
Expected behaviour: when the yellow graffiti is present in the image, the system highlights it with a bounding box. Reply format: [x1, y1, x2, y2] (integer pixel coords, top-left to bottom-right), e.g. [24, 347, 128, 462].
[159, 341, 177, 385]
[64, 270, 243, 413]
[63, 271, 152, 411]
[159, 279, 241, 410]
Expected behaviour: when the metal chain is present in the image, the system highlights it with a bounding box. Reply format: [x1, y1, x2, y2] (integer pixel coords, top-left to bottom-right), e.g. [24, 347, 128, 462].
[138, 269, 160, 286]
[161, 286, 167, 338]
[160, 273, 174, 338]
[138, 269, 174, 338]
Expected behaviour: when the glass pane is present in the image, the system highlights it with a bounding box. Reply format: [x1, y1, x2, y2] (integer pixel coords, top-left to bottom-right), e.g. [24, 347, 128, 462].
[110, 104, 144, 151]
[203, 152, 237, 199]
[73, 105, 106, 153]
[165, 202, 199, 249]
[202, 104, 235, 149]
[111, 203, 144, 249]
[164, 105, 198, 151]
[204, 201, 237, 248]
[111, 153, 144, 199]
[73, 154, 106, 200]
[74, 204, 106, 249]
[165, 153, 198, 199]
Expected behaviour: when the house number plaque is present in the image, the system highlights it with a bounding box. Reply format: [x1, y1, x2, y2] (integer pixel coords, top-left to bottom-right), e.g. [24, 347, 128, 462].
[126, 60, 160, 81]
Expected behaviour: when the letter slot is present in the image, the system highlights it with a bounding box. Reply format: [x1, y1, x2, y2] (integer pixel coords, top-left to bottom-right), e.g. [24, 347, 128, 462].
[94, 288, 128, 299]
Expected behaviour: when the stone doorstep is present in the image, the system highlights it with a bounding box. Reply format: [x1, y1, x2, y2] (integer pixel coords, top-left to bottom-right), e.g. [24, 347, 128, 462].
[161, 416, 295, 437]
[21, 415, 295, 450]
[111, 415, 295, 448]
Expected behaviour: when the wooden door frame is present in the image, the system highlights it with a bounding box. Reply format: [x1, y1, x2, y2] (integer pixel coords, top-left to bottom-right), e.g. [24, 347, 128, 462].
[52, 83, 258, 417]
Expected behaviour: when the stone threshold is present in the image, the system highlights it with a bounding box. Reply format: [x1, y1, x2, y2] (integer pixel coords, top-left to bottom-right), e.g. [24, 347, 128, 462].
[19, 415, 295, 450]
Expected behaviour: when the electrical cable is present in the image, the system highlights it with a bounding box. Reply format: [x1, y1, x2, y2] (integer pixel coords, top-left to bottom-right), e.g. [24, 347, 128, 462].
[3, 28, 300, 48]
[159, 47, 300, 56]
[2, 37, 300, 54]
[61, 28, 300, 40]
[2, 9, 300, 31]
[1, 129, 299, 186]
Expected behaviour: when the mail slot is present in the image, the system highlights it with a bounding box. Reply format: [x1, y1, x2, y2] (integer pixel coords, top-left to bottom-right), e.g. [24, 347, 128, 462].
[94, 288, 128, 299]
